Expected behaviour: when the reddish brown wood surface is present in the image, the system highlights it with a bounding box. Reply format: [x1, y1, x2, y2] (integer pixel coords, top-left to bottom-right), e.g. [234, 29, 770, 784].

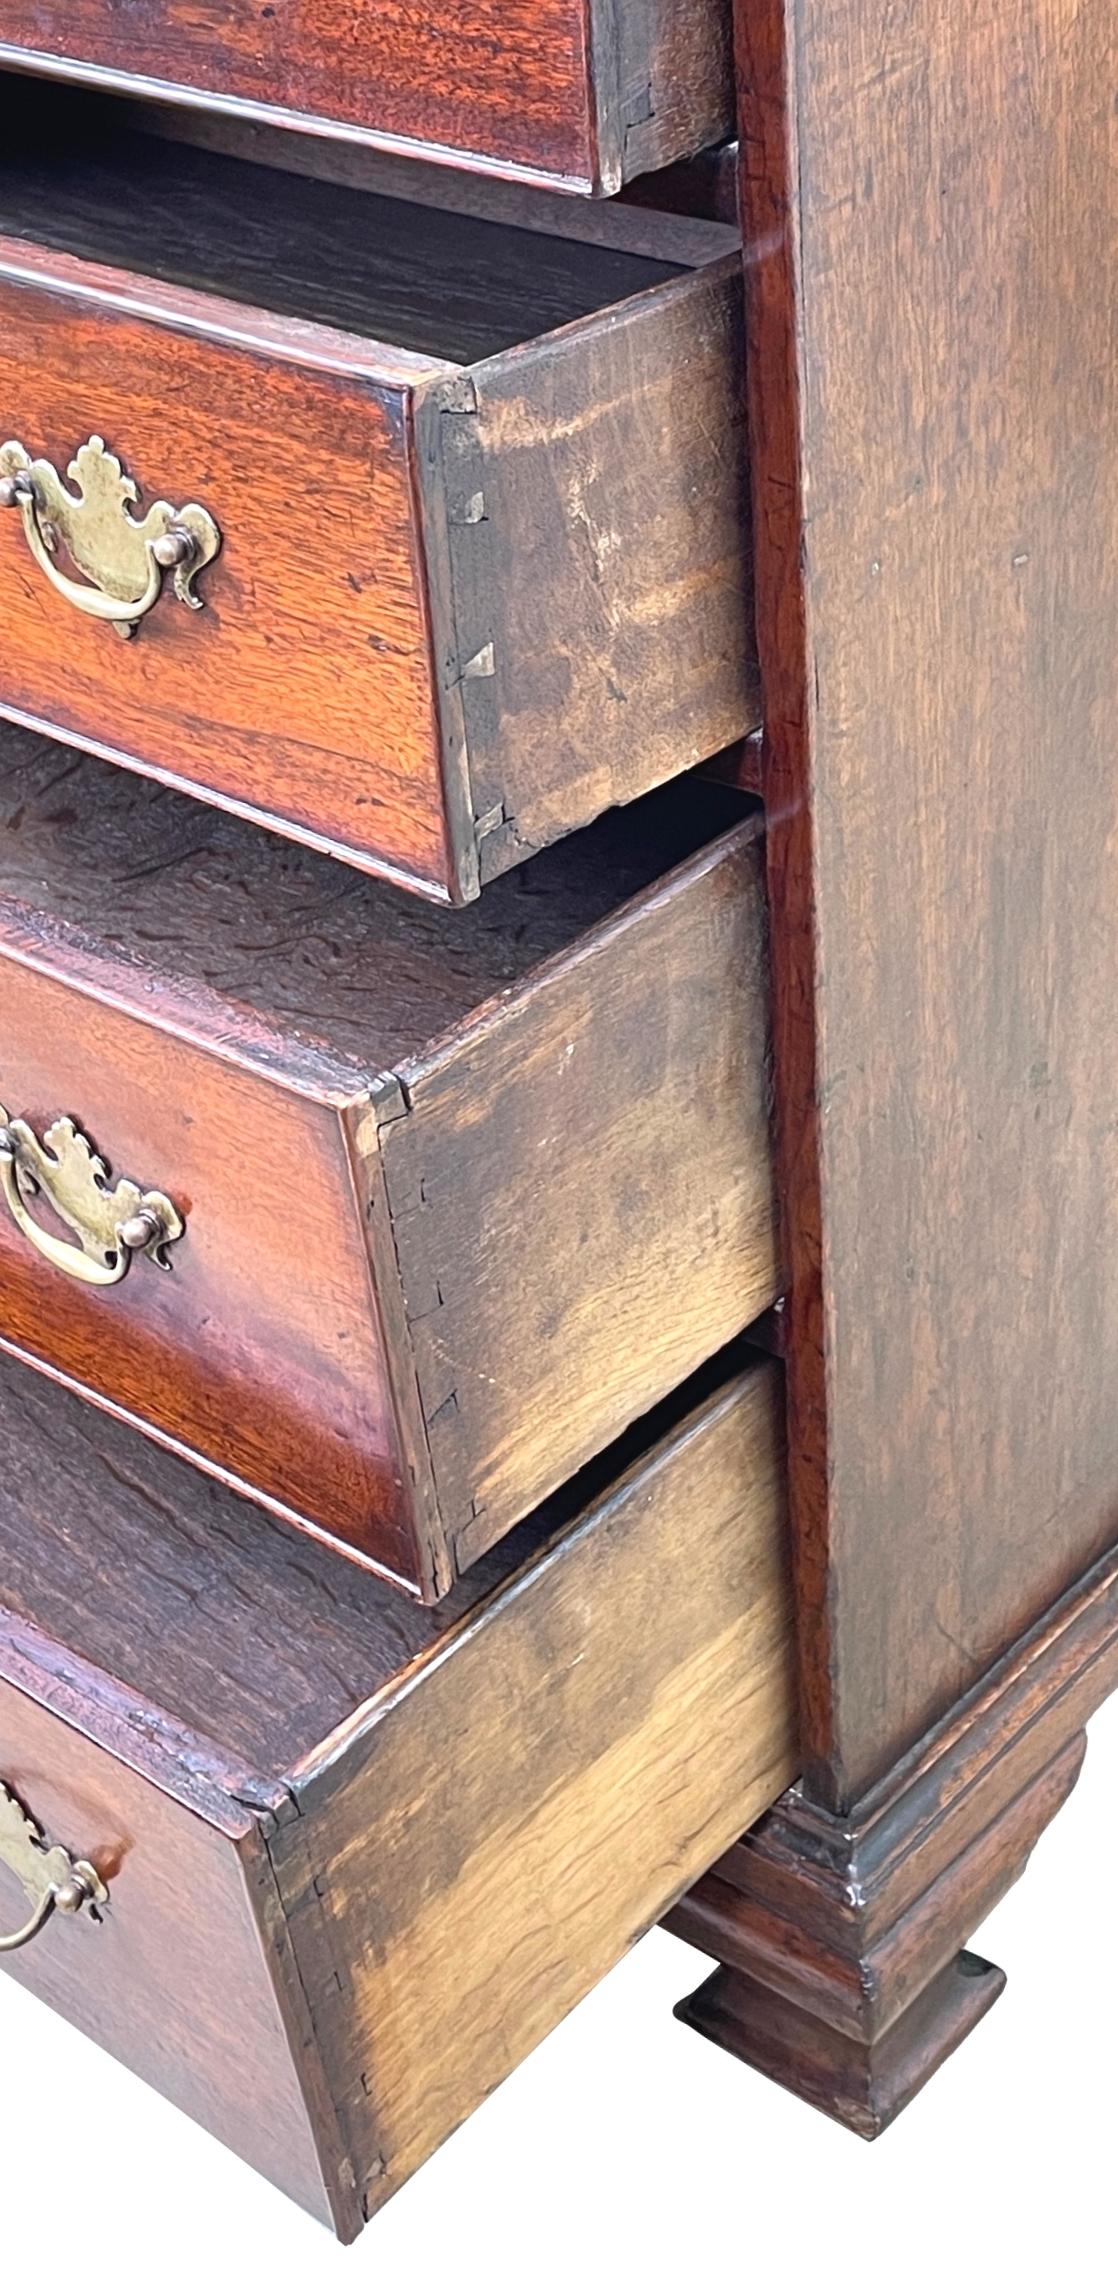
[739, 0, 1118, 1804]
[0, 119, 753, 898]
[0, 0, 733, 194]
[0, 954, 420, 1585]
[0, 1349, 798, 2233]
[670, 1507, 1118, 2129]
[0, 248, 459, 895]
[0, 1643, 340, 2226]
[0, 737, 776, 1596]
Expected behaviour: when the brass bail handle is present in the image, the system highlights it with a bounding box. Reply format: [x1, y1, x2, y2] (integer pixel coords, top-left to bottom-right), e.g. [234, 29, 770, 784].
[0, 1780, 109, 1955]
[0, 433, 220, 639]
[0, 1104, 185, 1288]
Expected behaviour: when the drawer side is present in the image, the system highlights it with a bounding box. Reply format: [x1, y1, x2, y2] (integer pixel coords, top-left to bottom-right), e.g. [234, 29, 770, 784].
[273, 1361, 798, 2219]
[378, 823, 779, 1577]
[419, 257, 758, 887]
[598, 0, 734, 185]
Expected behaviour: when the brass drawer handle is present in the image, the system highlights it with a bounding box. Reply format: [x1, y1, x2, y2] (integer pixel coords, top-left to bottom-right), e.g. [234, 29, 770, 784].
[0, 433, 220, 640]
[0, 1780, 108, 1954]
[0, 1104, 184, 1286]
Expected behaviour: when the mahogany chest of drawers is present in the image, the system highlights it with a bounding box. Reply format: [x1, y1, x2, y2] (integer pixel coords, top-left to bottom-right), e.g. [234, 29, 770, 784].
[1, 0, 1115, 2241]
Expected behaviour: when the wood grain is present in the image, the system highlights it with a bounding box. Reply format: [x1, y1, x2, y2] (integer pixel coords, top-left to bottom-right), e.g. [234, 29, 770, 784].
[0, 953, 423, 1584]
[0, 1651, 341, 2228]
[0, 1355, 550, 1780]
[674, 1738, 1084, 2132]
[0, 1349, 797, 2231]
[424, 258, 757, 883]
[0, 247, 456, 893]
[0, 735, 776, 1594]
[273, 1359, 799, 2213]
[739, 0, 1118, 1802]
[0, 109, 683, 360]
[378, 820, 777, 1575]
[611, 0, 732, 190]
[0, 0, 733, 194]
[670, 1505, 1118, 2131]
[0, 116, 756, 897]
[0, 736, 720, 1078]
[117, 99, 742, 262]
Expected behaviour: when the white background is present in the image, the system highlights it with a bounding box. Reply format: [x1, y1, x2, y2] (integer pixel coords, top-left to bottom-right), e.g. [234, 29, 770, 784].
[3, 1690, 1113, 2273]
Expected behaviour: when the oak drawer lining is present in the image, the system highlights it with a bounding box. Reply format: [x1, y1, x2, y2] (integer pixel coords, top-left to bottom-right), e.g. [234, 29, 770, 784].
[0, 89, 686, 365]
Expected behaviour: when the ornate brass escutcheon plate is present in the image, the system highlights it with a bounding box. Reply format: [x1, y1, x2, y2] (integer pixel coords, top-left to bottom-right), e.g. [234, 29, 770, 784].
[0, 1104, 185, 1286]
[0, 1780, 108, 1954]
[0, 433, 221, 638]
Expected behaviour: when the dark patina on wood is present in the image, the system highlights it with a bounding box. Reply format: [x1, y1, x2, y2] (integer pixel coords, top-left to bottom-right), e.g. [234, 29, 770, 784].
[0, 95, 756, 898]
[0, 0, 733, 195]
[0, 732, 778, 1595]
[124, 101, 742, 242]
[669, 1524, 1118, 2130]
[738, 0, 1118, 1814]
[0, 1350, 798, 2234]
[674, 0, 1118, 2130]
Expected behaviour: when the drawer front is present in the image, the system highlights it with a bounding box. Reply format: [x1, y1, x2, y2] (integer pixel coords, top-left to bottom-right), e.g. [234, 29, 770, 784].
[0, 1666, 336, 2227]
[0, 253, 459, 897]
[0, 952, 422, 1587]
[0, 3, 732, 194]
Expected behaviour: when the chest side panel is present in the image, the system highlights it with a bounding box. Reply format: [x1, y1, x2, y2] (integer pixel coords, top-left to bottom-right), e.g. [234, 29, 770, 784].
[749, 0, 1118, 1793]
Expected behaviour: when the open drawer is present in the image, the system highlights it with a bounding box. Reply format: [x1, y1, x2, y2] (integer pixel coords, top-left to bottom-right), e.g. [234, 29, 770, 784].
[0, 89, 756, 900]
[0, 729, 778, 1597]
[0, 1349, 797, 2237]
[0, 0, 732, 197]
